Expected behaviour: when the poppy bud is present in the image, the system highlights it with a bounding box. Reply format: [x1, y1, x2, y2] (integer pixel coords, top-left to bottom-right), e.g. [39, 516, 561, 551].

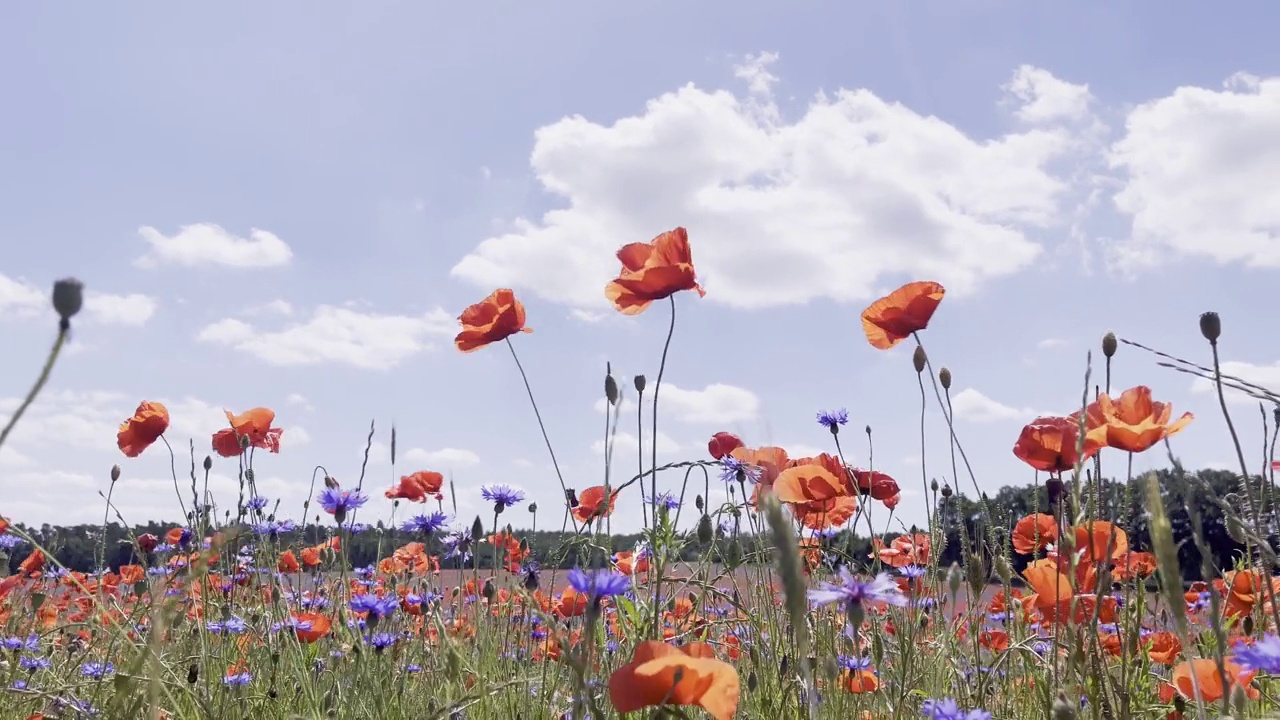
[565, 489, 579, 508]
[605, 372, 619, 407]
[1199, 311, 1221, 344]
[747, 671, 758, 693]
[470, 516, 484, 541]
[528, 502, 537, 514]
[203, 455, 212, 472]
[695, 494, 704, 512]
[941, 483, 953, 498]
[187, 663, 199, 684]
[930, 478, 938, 493]
[778, 654, 789, 678]
[1242, 614, 1255, 636]
[245, 468, 255, 482]
[51, 277, 84, 324]
[482, 578, 496, 601]
[390, 425, 397, 465]
[939, 367, 952, 390]
[1101, 332, 1117, 358]
[1046, 477, 1066, 506]
[707, 431, 744, 460]
[697, 514, 713, 543]
[1051, 694, 1076, 720]
[912, 346, 927, 373]
[110, 464, 121, 483]
[323, 475, 340, 491]
[634, 375, 646, 393]
[1274, 406, 1280, 427]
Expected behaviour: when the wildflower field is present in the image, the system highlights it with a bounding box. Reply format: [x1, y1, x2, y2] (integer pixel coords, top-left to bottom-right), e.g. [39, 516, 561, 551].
[4, 228, 1280, 720]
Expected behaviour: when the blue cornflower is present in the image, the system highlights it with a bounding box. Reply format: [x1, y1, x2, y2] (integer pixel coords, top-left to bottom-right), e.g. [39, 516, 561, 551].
[223, 671, 253, 686]
[401, 511, 449, 535]
[480, 484, 526, 511]
[0, 534, 24, 551]
[922, 698, 991, 720]
[441, 530, 473, 563]
[367, 632, 397, 651]
[1234, 634, 1280, 674]
[80, 661, 115, 679]
[316, 488, 368, 520]
[817, 408, 849, 432]
[341, 521, 369, 534]
[20, 656, 50, 671]
[645, 492, 680, 511]
[520, 561, 542, 591]
[252, 519, 295, 538]
[838, 655, 872, 671]
[719, 456, 761, 484]
[808, 569, 907, 611]
[247, 496, 270, 512]
[350, 593, 398, 619]
[567, 568, 630, 601]
[899, 565, 926, 579]
[405, 663, 422, 673]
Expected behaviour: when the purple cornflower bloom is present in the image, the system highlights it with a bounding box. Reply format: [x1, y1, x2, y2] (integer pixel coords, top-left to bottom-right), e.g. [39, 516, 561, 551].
[223, 672, 253, 686]
[80, 661, 115, 679]
[350, 593, 399, 619]
[900, 565, 926, 580]
[567, 568, 630, 600]
[838, 655, 872, 671]
[922, 698, 991, 720]
[719, 456, 761, 484]
[808, 568, 907, 611]
[520, 561, 542, 591]
[316, 488, 368, 520]
[1234, 634, 1280, 674]
[367, 632, 397, 651]
[246, 496, 270, 512]
[252, 519, 295, 538]
[481, 484, 526, 511]
[817, 408, 849, 432]
[402, 511, 449, 535]
[646, 492, 680, 511]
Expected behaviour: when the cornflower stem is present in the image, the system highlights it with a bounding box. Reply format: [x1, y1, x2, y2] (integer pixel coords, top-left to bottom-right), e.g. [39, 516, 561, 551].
[0, 324, 67, 452]
[505, 337, 580, 535]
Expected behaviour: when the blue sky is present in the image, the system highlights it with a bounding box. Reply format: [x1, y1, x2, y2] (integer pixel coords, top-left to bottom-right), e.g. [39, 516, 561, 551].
[2, 2, 1279, 535]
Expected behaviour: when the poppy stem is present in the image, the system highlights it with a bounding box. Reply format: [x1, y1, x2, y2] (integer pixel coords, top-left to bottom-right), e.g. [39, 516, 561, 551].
[649, 296, 677, 638]
[505, 338, 579, 534]
[0, 324, 67, 452]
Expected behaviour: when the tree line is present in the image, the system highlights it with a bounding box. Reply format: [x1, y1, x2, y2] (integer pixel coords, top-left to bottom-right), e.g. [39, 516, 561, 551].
[2, 468, 1268, 582]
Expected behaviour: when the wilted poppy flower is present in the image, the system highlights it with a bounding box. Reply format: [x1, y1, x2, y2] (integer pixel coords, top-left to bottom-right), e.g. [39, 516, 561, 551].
[1012, 416, 1102, 474]
[572, 485, 617, 524]
[117, 401, 170, 457]
[386, 471, 445, 503]
[608, 640, 739, 720]
[860, 281, 945, 350]
[707, 431, 744, 460]
[604, 227, 705, 315]
[1096, 385, 1193, 454]
[455, 289, 531, 352]
[1012, 513, 1057, 555]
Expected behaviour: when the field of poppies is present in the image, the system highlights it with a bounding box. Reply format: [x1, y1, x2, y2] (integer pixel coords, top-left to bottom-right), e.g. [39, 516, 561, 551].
[3, 228, 1280, 720]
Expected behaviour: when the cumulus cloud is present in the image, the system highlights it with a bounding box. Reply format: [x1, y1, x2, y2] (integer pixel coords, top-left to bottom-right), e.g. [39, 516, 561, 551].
[0, 273, 156, 326]
[403, 447, 482, 469]
[1109, 73, 1280, 270]
[1189, 359, 1280, 404]
[135, 223, 293, 269]
[452, 61, 1093, 311]
[592, 431, 681, 458]
[593, 382, 760, 425]
[196, 305, 455, 370]
[1004, 64, 1095, 124]
[949, 388, 1028, 423]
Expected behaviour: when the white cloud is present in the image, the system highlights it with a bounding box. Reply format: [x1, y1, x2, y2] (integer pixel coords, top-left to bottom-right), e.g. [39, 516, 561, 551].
[1189, 359, 1280, 404]
[1037, 338, 1067, 350]
[247, 299, 294, 316]
[949, 388, 1026, 423]
[594, 382, 760, 425]
[84, 292, 157, 326]
[0, 274, 156, 326]
[0, 273, 46, 317]
[289, 426, 312, 447]
[403, 447, 481, 468]
[512, 458, 534, 468]
[451, 63, 1091, 310]
[1109, 73, 1280, 270]
[1004, 64, 1094, 124]
[196, 305, 454, 370]
[592, 431, 681, 457]
[733, 51, 780, 96]
[135, 224, 293, 269]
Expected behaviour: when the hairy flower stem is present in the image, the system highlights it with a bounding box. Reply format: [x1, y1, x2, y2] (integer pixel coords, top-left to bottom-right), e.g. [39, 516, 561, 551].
[506, 338, 580, 534]
[648, 296, 678, 638]
[0, 324, 67, 452]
